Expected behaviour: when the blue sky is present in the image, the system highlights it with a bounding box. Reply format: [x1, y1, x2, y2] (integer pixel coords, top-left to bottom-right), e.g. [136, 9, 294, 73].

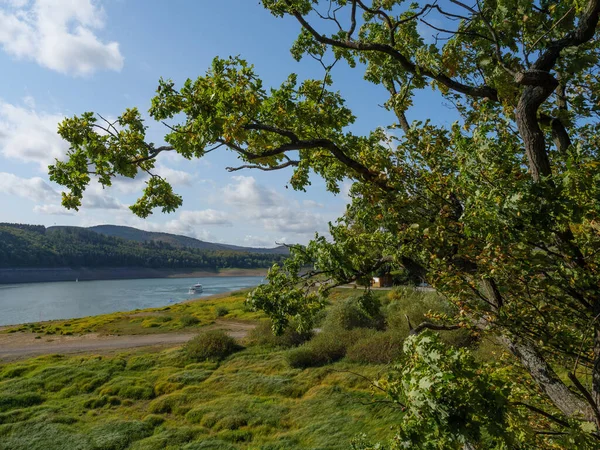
[0, 0, 449, 247]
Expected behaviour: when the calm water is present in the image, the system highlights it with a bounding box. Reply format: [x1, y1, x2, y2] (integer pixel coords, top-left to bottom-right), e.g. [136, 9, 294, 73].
[0, 277, 263, 326]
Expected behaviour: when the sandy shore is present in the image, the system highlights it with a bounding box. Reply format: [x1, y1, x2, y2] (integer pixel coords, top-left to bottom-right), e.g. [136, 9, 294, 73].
[0, 319, 256, 361]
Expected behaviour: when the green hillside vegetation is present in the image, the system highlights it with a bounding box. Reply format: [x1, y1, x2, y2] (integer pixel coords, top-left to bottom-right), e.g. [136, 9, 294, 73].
[0, 288, 505, 449]
[0, 224, 285, 270]
[87, 225, 288, 255]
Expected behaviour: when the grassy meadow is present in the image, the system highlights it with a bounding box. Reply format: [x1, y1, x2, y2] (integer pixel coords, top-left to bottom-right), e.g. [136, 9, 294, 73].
[0, 287, 505, 449]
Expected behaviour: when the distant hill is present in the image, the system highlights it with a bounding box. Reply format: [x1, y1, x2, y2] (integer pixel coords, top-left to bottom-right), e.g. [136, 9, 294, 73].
[84, 225, 289, 255]
[0, 223, 287, 272]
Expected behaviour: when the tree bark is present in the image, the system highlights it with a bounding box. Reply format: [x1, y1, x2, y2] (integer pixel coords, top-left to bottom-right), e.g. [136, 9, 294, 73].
[500, 335, 594, 420]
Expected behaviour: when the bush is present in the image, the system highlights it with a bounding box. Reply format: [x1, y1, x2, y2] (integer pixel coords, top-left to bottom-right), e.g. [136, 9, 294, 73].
[215, 306, 229, 317]
[184, 330, 240, 362]
[384, 287, 451, 331]
[322, 296, 384, 331]
[180, 315, 200, 327]
[248, 320, 313, 348]
[346, 331, 405, 364]
[384, 287, 474, 348]
[286, 332, 347, 368]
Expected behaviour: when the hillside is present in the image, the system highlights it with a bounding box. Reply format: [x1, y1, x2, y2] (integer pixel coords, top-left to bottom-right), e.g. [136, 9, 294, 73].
[0, 224, 285, 272]
[85, 225, 289, 255]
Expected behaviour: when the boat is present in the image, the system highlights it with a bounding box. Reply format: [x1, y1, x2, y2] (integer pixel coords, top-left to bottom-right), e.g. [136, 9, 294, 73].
[188, 283, 203, 294]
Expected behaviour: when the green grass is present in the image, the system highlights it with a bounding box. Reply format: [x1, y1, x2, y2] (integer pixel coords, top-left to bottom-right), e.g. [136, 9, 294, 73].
[0, 346, 402, 449]
[3, 290, 263, 336]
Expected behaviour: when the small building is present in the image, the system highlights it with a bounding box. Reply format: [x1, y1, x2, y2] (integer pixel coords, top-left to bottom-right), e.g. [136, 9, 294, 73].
[371, 274, 393, 288]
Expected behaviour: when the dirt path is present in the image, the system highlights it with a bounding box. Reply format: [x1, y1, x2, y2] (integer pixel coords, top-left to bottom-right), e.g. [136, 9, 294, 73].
[0, 320, 256, 361]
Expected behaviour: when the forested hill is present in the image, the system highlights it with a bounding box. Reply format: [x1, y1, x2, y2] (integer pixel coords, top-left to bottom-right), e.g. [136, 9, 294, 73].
[0, 223, 286, 270]
[84, 224, 288, 255]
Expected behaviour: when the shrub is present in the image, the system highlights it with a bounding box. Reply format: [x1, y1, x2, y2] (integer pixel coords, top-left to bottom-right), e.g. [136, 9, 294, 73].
[184, 330, 240, 362]
[285, 347, 317, 369]
[384, 287, 451, 331]
[346, 331, 405, 364]
[247, 320, 313, 348]
[384, 287, 474, 349]
[322, 296, 384, 331]
[286, 332, 347, 368]
[180, 315, 200, 327]
[215, 306, 229, 317]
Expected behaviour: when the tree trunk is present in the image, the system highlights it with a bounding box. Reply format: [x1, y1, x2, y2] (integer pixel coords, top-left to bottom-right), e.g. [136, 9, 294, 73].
[500, 335, 594, 420]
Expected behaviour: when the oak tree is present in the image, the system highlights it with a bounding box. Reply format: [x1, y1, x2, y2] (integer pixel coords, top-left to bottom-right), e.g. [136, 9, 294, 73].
[51, 0, 600, 445]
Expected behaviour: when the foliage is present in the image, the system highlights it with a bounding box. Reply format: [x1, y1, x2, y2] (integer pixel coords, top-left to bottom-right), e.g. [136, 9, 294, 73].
[345, 331, 405, 365]
[184, 330, 240, 362]
[214, 307, 229, 318]
[247, 319, 313, 348]
[286, 328, 377, 369]
[322, 295, 385, 331]
[180, 315, 201, 327]
[50, 0, 600, 444]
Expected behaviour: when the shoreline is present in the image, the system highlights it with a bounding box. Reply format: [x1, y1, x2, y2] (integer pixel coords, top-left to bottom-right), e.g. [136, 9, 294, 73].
[0, 267, 269, 284]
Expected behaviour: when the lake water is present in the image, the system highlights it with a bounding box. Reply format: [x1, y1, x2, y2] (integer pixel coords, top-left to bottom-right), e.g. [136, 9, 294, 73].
[0, 276, 263, 326]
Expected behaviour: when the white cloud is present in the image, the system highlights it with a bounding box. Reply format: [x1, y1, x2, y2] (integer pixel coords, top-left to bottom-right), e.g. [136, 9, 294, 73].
[303, 199, 324, 208]
[241, 234, 286, 248]
[221, 176, 329, 236]
[178, 209, 232, 226]
[0, 100, 67, 169]
[0, 172, 127, 215]
[222, 175, 279, 207]
[33, 203, 74, 215]
[0, 0, 124, 75]
[81, 192, 126, 210]
[0, 171, 58, 202]
[154, 165, 193, 186]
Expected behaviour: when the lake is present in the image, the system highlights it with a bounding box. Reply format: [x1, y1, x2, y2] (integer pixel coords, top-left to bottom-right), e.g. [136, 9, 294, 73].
[0, 276, 263, 326]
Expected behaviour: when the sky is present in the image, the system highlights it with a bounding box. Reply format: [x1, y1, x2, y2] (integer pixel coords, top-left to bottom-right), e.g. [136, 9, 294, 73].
[0, 0, 450, 248]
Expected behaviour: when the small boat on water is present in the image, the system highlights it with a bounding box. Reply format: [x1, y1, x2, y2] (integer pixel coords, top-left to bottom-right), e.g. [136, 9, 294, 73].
[188, 283, 203, 295]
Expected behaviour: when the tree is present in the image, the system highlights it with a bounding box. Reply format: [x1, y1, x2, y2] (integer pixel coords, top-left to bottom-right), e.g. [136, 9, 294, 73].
[51, 0, 600, 445]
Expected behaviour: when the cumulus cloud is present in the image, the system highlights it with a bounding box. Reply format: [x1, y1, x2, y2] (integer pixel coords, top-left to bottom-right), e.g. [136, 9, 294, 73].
[222, 175, 281, 207]
[0, 171, 58, 202]
[0, 171, 128, 215]
[0, 100, 67, 169]
[154, 165, 194, 186]
[147, 209, 231, 241]
[33, 203, 74, 215]
[0, 0, 124, 75]
[81, 191, 126, 210]
[178, 210, 232, 226]
[242, 234, 286, 248]
[221, 175, 330, 235]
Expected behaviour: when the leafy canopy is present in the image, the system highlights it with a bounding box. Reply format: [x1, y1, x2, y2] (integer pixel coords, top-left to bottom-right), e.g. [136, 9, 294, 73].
[51, 0, 600, 446]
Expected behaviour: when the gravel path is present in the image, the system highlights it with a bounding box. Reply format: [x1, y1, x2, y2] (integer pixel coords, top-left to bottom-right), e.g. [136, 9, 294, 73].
[0, 320, 256, 361]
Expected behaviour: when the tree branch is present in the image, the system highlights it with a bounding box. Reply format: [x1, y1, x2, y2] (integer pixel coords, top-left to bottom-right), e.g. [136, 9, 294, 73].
[226, 160, 299, 172]
[289, 5, 499, 101]
[408, 319, 461, 335]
